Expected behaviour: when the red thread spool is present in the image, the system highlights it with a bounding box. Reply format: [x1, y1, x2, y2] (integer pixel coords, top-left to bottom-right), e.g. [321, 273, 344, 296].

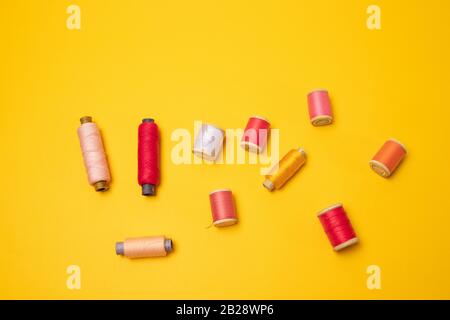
[369, 138, 407, 178]
[209, 189, 238, 227]
[138, 118, 160, 196]
[240, 116, 271, 153]
[317, 204, 358, 251]
[307, 90, 333, 126]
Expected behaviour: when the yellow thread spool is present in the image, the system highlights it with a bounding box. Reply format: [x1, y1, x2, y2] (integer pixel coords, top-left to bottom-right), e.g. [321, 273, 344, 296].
[263, 148, 306, 191]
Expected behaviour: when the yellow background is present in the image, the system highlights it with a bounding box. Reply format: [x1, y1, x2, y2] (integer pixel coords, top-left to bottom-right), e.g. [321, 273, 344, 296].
[1, 0, 450, 299]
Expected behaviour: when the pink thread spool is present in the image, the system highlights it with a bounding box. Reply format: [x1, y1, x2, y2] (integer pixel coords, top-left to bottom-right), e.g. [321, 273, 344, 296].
[307, 90, 333, 126]
[209, 189, 238, 227]
[77, 116, 111, 191]
[240, 116, 271, 153]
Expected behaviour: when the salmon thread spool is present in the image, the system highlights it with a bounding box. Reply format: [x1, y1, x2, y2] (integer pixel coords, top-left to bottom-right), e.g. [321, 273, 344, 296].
[369, 138, 407, 178]
[192, 123, 225, 161]
[138, 118, 160, 196]
[263, 148, 306, 191]
[317, 204, 358, 251]
[77, 116, 111, 192]
[209, 189, 238, 227]
[115, 236, 173, 259]
[307, 90, 333, 126]
[240, 116, 271, 153]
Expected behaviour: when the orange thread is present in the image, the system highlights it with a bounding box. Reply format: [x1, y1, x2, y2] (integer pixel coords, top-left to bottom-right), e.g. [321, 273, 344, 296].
[370, 139, 407, 178]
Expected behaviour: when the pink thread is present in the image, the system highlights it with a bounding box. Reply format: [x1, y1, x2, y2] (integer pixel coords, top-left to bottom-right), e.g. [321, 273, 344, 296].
[307, 90, 333, 126]
[78, 122, 111, 186]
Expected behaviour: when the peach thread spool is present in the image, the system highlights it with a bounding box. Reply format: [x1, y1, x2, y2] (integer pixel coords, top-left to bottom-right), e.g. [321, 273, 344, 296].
[263, 148, 306, 191]
[307, 89, 333, 126]
[209, 189, 238, 227]
[77, 116, 111, 191]
[317, 203, 358, 251]
[369, 138, 407, 178]
[115, 236, 173, 259]
[240, 116, 271, 153]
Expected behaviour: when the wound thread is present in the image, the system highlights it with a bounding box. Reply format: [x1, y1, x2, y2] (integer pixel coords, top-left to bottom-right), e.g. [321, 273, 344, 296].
[318, 204, 358, 251]
[116, 236, 173, 259]
[263, 148, 306, 191]
[370, 138, 407, 178]
[138, 118, 160, 196]
[192, 123, 225, 161]
[77, 116, 111, 191]
[240, 116, 271, 153]
[308, 90, 333, 126]
[209, 189, 238, 227]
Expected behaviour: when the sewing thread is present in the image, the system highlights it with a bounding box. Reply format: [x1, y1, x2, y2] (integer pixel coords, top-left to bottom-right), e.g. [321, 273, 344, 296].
[317, 203, 358, 251]
[263, 148, 306, 191]
[209, 189, 238, 227]
[77, 116, 111, 191]
[369, 138, 407, 178]
[138, 118, 160, 196]
[116, 236, 173, 258]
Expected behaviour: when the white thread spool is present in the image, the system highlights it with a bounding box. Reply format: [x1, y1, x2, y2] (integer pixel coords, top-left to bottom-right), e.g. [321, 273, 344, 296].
[192, 123, 225, 161]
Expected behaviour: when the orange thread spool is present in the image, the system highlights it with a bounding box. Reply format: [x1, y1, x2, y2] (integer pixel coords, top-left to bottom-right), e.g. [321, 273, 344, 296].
[263, 148, 306, 191]
[115, 236, 173, 259]
[369, 139, 407, 178]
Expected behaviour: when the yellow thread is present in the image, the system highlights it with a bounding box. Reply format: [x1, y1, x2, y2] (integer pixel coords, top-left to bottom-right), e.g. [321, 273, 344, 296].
[264, 148, 306, 191]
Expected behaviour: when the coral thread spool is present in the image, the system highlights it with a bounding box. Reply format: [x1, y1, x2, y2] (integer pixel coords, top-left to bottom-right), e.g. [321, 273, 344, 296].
[192, 123, 225, 161]
[317, 204, 358, 251]
[77, 116, 111, 192]
[369, 139, 407, 178]
[138, 118, 160, 196]
[115, 236, 173, 259]
[307, 90, 333, 126]
[240, 116, 271, 153]
[263, 148, 306, 191]
[209, 189, 238, 227]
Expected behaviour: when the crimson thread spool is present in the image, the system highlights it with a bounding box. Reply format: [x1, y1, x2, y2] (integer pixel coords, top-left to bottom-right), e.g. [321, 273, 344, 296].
[318, 204, 358, 251]
[138, 118, 160, 196]
[209, 189, 238, 227]
[369, 138, 407, 178]
[116, 236, 173, 259]
[307, 90, 333, 126]
[77, 116, 111, 191]
[240, 116, 271, 153]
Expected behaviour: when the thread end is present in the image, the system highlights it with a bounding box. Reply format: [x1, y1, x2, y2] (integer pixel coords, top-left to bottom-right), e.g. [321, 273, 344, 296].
[115, 242, 124, 255]
[142, 118, 154, 123]
[94, 181, 109, 192]
[263, 179, 274, 191]
[142, 184, 156, 196]
[164, 239, 173, 253]
[80, 116, 92, 124]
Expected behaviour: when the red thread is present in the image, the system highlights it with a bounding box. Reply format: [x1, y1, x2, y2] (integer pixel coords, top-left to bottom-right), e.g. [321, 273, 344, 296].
[241, 116, 270, 152]
[318, 204, 357, 251]
[138, 119, 160, 195]
[209, 189, 237, 227]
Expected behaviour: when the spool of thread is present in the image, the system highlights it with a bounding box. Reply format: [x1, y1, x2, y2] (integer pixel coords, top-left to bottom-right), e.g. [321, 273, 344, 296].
[240, 116, 271, 153]
[138, 118, 160, 196]
[209, 189, 238, 227]
[307, 90, 333, 126]
[317, 204, 358, 251]
[115, 236, 173, 259]
[192, 123, 225, 161]
[369, 139, 407, 178]
[77, 116, 111, 192]
[263, 148, 306, 191]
